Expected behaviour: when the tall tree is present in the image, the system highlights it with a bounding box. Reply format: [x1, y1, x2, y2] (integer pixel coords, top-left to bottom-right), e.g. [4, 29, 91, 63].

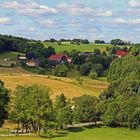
[0, 80, 9, 127]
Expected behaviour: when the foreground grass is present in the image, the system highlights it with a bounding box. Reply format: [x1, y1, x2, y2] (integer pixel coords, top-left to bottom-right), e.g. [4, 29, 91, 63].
[1, 127, 140, 140]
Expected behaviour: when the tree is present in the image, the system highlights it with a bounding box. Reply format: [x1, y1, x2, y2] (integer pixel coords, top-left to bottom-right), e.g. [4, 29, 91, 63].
[110, 39, 129, 46]
[101, 54, 140, 129]
[81, 39, 89, 44]
[53, 64, 69, 77]
[57, 41, 62, 46]
[55, 94, 73, 129]
[55, 93, 67, 109]
[94, 49, 101, 56]
[89, 71, 97, 79]
[80, 62, 93, 76]
[11, 84, 53, 134]
[108, 55, 140, 82]
[74, 95, 99, 124]
[0, 80, 9, 127]
[102, 102, 120, 127]
[95, 40, 105, 44]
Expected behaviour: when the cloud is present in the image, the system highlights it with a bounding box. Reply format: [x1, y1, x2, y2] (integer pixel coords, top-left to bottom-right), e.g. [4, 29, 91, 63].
[57, 3, 94, 16]
[114, 18, 126, 24]
[39, 19, 57, 28]
[1, 1, 57, 16]
[129, 0, 140, 7]
[136, 28, 140, 32]
[69, 20, 80, 27]
[114, 18, 140, 25]
[97, 10, 113, 17]
[127, 9, 140, 16]
[57, 3, 112, 17]
[0, 17, 10, 24]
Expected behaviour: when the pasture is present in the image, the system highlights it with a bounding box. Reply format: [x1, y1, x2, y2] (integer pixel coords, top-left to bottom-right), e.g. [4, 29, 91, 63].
[43, 42, 111, 53]
[1, 127, 140, 140]
[0, 51, 22, 67]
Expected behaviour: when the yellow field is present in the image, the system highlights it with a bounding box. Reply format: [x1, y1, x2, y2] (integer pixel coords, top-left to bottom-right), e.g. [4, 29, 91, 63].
[0, 68, 108, 98]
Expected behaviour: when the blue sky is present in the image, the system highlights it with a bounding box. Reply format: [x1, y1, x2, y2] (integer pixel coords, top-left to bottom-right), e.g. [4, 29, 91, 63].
[0, 0, 140, 42]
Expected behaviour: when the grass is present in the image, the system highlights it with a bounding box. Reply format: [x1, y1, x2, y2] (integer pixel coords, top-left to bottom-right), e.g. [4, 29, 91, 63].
[0, 51, 22, 60]
[43, 42, 111, 53]
[0, 51, 23, 67]
[1, 127, 140, 140]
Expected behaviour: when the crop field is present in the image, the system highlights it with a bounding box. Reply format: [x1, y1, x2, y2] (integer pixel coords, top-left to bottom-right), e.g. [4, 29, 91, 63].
[1, 127, 140, 140]
[0, 71, 108, 98]
[43, 42, 111, 53]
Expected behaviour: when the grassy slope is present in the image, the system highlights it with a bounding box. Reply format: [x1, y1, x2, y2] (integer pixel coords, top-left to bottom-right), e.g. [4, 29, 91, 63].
[1, 127, 140, 140]
[0, 51, 21, 60]
[43, 42, 111, 53]
[0, 51, 23, 66]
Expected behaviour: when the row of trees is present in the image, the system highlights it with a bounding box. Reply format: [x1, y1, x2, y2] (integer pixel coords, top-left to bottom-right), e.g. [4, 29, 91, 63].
[9, 85, 100, 135]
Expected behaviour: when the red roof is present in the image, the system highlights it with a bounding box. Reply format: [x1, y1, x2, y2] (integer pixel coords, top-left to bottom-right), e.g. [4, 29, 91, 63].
[116, 50, 129, 56]
[48, 54, 67, 61]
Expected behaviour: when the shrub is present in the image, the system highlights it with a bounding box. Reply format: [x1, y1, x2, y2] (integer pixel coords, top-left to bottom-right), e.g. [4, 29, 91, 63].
[53, 64, 69, 77]
[89, 71, 97, 79]
[11, 63, 15, 67]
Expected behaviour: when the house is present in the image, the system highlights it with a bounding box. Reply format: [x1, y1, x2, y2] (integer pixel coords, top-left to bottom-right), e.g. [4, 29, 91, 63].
[67, 57, 72, 63]
[26, 58, 39, 67]
[48, 54, 71, 64]
[116, 50, 129, 58]
[18, 56, 27, 60]
[17, 56, 27, 64]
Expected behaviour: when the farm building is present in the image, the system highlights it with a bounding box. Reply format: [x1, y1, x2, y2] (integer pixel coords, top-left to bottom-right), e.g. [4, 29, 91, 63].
[48, 54, 71, 64]
[78, 52, 95, 56]
[26, 58, 39, 67]
[116, 50, 129, 58]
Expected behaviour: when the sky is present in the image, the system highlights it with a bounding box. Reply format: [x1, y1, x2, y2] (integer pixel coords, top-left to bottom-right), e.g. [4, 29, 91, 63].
[0, 0, 140, 43]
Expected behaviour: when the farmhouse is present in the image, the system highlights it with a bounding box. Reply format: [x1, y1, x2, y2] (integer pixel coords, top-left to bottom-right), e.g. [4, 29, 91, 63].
[26, 58, 39, 67]
[116, 50, 129, 58]
[18, 56, 27, 60]
[48, 54, 71, 64]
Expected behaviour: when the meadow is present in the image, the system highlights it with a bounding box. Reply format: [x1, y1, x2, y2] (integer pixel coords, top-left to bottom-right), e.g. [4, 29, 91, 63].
[1, 127, 140, 140]
[43, 42, 111, 53]
[0, 51, 22, 67]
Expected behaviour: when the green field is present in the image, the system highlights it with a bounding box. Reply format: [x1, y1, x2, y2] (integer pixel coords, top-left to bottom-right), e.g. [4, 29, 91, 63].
[0, 51, 21, 60]
[1, 127, 140, 140]
[43, 42, 111, 53]
[0, 51, 22, 66]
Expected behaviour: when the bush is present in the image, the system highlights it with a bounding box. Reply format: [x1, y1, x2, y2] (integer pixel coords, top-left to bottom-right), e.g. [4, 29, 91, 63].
[38, 67, 46, 74]
[89, 71, 97, 79]
[11, 63, 15, 67]
[53, 64, 69, 77]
